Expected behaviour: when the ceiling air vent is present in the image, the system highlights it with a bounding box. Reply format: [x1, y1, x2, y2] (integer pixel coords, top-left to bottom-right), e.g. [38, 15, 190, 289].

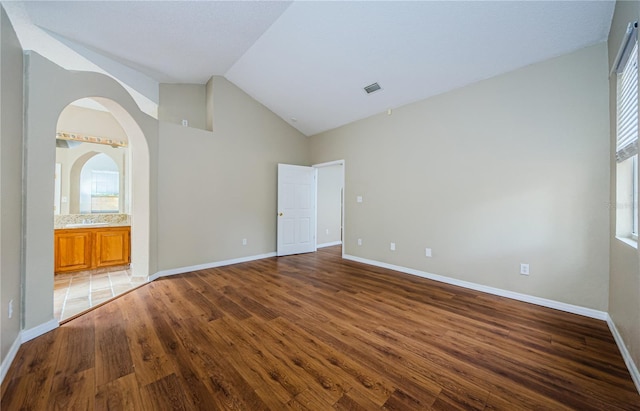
[364, 82, 381, 94]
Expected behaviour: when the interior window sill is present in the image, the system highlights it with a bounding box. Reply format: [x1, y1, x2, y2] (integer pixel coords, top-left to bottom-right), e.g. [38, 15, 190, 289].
[616, 236, 638, 249]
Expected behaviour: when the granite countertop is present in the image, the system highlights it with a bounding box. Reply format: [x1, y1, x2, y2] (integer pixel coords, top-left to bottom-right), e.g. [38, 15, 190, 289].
[57, 223, 131, 230]
[54, 213, 131, 229]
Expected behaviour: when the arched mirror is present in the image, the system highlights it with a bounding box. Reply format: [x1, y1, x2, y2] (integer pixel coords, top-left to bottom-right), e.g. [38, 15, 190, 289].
[79, 153, 120, 214]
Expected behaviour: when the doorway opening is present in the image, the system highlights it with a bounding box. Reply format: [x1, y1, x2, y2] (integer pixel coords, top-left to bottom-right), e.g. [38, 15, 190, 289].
[313, 160, 345, 257]
[53, 97, 150, 321]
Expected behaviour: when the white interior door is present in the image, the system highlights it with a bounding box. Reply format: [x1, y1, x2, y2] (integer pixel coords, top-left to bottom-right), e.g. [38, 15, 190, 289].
[277, 164, 316, 256]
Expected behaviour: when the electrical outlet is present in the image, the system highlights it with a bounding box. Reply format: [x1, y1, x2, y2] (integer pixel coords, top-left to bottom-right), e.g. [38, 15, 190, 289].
[325, 229, 329, 235]
[390, 242, 396, 251]
[8, 299, 13, 319]
[242, 238, 247, 246]
[356, 196, 363, 203]
[425, 248, 432, 257]
[520, 263, 530, 275]
[357, 238, 362, 246]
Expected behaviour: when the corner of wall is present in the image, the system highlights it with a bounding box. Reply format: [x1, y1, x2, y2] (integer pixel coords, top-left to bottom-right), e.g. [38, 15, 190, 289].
[205, 76, 214, 132]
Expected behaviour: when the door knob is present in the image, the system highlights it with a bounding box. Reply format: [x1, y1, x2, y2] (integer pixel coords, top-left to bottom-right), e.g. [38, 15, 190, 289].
[278, 212, 283, 217]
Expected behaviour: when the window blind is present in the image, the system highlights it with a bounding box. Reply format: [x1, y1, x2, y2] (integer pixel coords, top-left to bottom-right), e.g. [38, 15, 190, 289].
[617, 41, 639, 163]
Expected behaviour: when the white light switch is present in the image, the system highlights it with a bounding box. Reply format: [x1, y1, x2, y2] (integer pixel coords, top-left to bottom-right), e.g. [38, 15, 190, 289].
[242, 238, 247, 246]
[356, 196, 363, 203]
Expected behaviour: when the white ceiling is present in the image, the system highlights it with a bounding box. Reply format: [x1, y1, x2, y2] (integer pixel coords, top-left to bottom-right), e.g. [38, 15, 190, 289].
[11, 1, 615, 136]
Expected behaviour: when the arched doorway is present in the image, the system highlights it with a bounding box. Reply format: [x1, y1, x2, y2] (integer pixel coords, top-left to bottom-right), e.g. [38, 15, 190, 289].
[53, 97, 150, 321]
[21, 57, 158, 336]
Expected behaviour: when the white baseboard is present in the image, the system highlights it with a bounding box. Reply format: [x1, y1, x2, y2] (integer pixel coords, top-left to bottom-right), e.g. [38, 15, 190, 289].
[317, 241, 342, 249]
[342, 254, 608, 320]
[21, 319, 59, 343]
[150, 252, 277, 281]
[606, 314, 640, 394]
[1, 334, 22, 385]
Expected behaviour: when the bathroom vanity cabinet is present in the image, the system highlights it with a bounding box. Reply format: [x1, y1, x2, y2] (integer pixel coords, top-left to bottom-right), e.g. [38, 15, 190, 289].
[54, 226, 131, 274]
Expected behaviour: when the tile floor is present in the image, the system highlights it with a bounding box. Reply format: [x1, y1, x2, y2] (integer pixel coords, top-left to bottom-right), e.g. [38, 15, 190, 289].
[54, 265, 147, 322]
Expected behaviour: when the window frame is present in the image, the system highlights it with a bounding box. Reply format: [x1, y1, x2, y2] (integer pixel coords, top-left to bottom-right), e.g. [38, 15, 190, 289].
[614, 27, 639, 245]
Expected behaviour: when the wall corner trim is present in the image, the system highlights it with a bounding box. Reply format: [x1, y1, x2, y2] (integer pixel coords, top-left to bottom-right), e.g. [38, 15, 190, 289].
[342, 254, 608, 320]
[150, 252, 278, 281]
[606, 314, 640, 394]
[0, 335, 22, 385]
[21, 319, 60, 343]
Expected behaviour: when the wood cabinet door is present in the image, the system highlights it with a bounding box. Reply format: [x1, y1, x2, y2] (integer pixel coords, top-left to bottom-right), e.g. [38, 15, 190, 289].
[95, 228, 130, 268]
[55, 230, 93, 273]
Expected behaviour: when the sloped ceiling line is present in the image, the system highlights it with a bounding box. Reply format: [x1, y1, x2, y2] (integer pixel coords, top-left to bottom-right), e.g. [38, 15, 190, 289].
[6, 1, 615, 136]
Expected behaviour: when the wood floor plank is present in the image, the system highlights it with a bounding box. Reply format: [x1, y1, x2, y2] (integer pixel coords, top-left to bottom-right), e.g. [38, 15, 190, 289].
[1, 328, 65, 410]
[334, 387, 387, 410]
[49, 368, 95, 411]
[0, 367, 57, 410]
[141, 295, 221, 410]
[93, 303, 135, 387]
[4, 328, 63, 378]
[265, 317, 395, 406]
[237, 317, 350, 405]
[54, 313, 95, 375]
[139, 373, 193, 411]
[95, 373, 145, 411]
[121, 291, 177, 387]
[212, 316, 309, 398]
[2, 246, 639, 410]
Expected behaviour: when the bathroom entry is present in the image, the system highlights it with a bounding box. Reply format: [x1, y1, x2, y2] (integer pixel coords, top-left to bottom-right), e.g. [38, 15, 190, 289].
[53, 99, 139, 321]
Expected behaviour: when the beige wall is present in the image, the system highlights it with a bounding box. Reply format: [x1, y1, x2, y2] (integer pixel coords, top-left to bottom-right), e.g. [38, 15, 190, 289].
[159, 83, 207, 130]
[311, 43, 610, 311]
[57, 104, 128, 140]
[0, 5, 24, 369]
[317, 164, 343, 245]
[157, 76, 309, 270]
[608, 0, 640, 378]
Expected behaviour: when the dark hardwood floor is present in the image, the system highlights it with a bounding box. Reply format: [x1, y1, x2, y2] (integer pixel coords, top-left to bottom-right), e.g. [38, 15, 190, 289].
[2, 246, 639, 410]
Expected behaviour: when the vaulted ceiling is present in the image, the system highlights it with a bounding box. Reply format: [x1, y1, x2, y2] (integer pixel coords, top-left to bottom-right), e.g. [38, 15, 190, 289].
[6, 1, 615, 136]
